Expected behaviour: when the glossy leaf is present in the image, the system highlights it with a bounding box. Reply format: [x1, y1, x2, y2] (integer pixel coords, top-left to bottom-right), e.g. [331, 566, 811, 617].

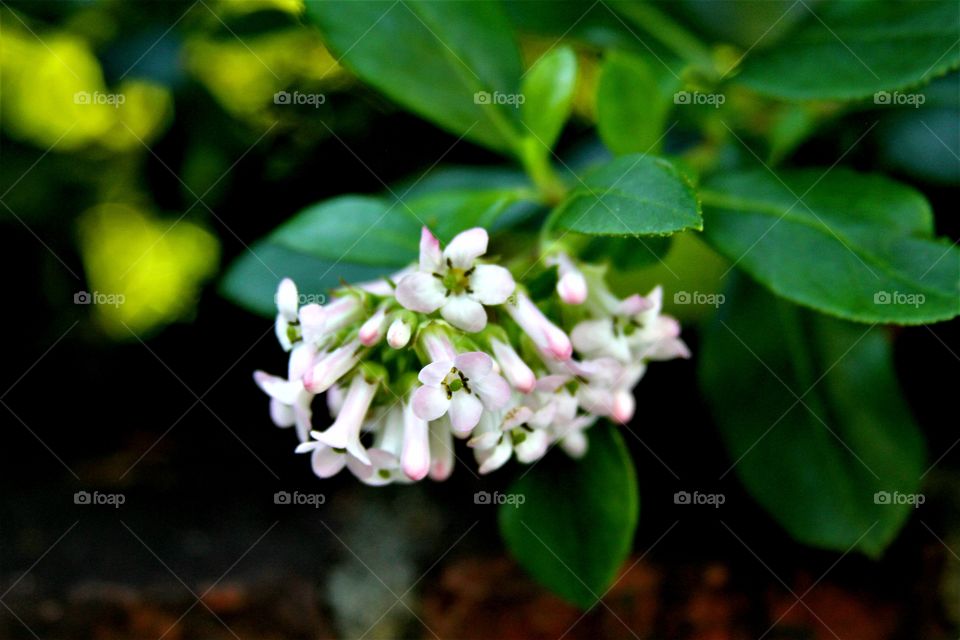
[499, 423, 639, 609]
[552, 154, 702, 236]
[701, 168, 960, 324]
[699, 276, 926, 557]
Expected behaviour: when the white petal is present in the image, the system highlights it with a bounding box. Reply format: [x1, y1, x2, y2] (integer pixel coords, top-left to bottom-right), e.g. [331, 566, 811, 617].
[491, 339, 536, 393]
[419, 360, 454, 386]
[428, 420, 454, 481]
[401, 402, 430, 481]
[448, 392, 483, 435]
[468, 264, 514, 305]
[561, 430, 588, 459]
[441, 295, 487, 332]
[557, 271, 587, 305]
[478, 439, 512, 475]
[276, 278, 299, 321]
[454, 352, 493, 379]
[412, 385, 451, 421]
[612, 388, 635, 424]
[253, 371, 302, 405]
[474, 372, 511, 411]
[312, 446, 347, 478]
[515, 429, 549, 463]
[443, 227, 487, 269]
[386, 318, 411, 349]
[571, 319, 615, 355]
[419, 226, 443, 272]
[288, 343, 317, 381]
[298, 304, 326, 345]
[359, 307, 387, 346]
[395, 272, 447, 313]
[502, 406, 534, 430]
[269, 398, 295, 428]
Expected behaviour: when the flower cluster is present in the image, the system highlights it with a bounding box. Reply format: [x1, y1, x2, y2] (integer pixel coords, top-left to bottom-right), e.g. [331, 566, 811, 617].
[254, 226, 689, 485]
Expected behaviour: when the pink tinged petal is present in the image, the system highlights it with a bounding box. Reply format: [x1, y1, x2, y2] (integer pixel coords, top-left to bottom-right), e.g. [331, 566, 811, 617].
[269, 398, 295, 428]
[612, 389, 635, 424]
[298, 303, 326, 344]
[506, 293, 572, 361]
[421, 329, 457, 362]
[618, 293, 654, 317]
[254, 370, 303, 405]
[557, 271, 588, 305]
[395, 272, 447, 313]
[473, 372, 511, 411]
[564, 357, 624, 386]
[304, 342, 359, 394]
[326, 383, 344, 416]
[535, 374, 570, 393]
[311, 375, 376, 465]
[467, 430, 502, 450]
[578, 384, 614, 417]
[312, 446, 347, 478]
[571, 319, 615, 355]
[419, 226, 444, 272]
[448, 392, 483, 435]
[276, 278, 299, 321]
[412, 385, 451, 421]
[502, 406, 534, 430]
[293, 401, 312, 443]
[359, 308, 387, 346]
[401, 401, 430, 481]
[491, 339, 536, 393]
[386, 318, 411, 349]
[515, 429, 549, 463]
[440, 295, 487, 332]
[468, 264, 515, 305]
[644, 337, 691, 361]
[428, 421, 454, 481]
[443, 227, 488, 269]
[454, 352, 493, 379]
[275, 315, 293, 351]
[478, 439, 512, 475]
[419, 360, 455, 386]
[288, 343, 317, 381]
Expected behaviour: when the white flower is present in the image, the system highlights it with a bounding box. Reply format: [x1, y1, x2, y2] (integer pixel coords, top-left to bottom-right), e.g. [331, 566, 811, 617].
[358, 307, 388, 346]
[400, 398, 430, 480]
[505, 292, 573, 361]
[490, 338, 536, 393]
[298, 295, 363, 347]
[253, 342, 317, 442]
[304, 339, 361, 393]
[468, 405, 549, 474]
[547, 253, 587, 305]
[395, 227, 515, 332]
[411, 352, 510, 435]
[307, 374, 378, 465]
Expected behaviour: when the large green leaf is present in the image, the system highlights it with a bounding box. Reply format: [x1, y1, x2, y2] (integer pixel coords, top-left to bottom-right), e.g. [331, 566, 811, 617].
[520, 45, 577, 152]
[701, 168, 960, 324]
[499, 424, 638, 609]
[737, 0, 960, 100]
[700, 276, 926, 557]
[551, 154, 702, 236]
[597, 50, 679, 155]
[306, 0, 524, 154]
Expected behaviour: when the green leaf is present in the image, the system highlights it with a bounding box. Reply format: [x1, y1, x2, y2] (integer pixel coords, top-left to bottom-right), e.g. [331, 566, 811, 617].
[737, 0, 960, 100]
[520, 46, 577, 152]
[499, 424, 638, 609]
[699, 276, 926, 557]
[551, 154, 702, 236]
[597, 50, 679, 155]
[406, 187, 538, 241]
[701, 168, 960, 325]
[307, 0, 524, 154]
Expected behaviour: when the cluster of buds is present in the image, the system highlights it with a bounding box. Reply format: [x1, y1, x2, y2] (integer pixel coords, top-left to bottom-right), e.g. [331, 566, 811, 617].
[254, 226, 689, 485]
